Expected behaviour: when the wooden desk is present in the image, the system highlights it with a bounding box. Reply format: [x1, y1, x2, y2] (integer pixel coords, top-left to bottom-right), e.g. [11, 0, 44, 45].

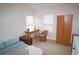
[25, 29, 39, 34]
[25, 29, 40, 39]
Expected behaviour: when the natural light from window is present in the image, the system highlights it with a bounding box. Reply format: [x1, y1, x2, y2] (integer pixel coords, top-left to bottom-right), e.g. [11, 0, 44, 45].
[43, 15, 55, 33]
[26, 16, 35, 31]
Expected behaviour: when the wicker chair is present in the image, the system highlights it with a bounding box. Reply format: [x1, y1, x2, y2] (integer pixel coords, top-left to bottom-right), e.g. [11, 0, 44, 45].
[39, 30, 48, 42]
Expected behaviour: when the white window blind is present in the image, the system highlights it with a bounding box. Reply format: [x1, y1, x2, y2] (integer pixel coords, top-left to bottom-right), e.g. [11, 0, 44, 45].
[26, 16, 35, 31]
[43, 15, 55, 33]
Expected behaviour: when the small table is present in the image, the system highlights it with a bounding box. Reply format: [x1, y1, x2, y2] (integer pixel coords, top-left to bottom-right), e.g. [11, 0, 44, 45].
[19, 36, 32, 45]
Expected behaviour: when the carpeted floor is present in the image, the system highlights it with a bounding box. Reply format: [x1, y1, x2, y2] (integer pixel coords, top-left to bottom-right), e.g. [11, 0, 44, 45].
[33, 40, 71, 55]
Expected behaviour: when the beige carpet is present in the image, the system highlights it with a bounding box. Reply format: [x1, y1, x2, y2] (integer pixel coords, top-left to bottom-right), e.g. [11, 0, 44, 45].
[33, 40, 71, 55]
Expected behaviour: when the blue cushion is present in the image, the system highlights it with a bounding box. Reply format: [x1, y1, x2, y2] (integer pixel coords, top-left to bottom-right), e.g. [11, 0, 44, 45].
[0, 43, 5, 50]
[4, 39, 19, 47]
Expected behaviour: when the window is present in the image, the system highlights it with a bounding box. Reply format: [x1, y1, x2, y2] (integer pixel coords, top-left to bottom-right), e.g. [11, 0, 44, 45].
[43, 15, 55, 33]
[26, 16, 35, 31]
[35, 17, 41, 29]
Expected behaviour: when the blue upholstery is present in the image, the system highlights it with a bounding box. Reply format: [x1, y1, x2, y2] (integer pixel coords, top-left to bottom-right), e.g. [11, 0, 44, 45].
[4, 39, 19, 47]
[0, 41, 21, 54]
[0, 39, 21, 54]
[0, 43, 5, 50]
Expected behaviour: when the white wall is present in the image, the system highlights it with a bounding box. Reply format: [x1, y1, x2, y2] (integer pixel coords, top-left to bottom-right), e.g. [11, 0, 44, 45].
[0, 5, 4, 42]
[0, 4, 34, 43]
[72, 13, 79, 34]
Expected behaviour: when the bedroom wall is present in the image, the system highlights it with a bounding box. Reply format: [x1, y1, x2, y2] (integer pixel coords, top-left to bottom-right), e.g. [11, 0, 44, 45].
[72, 13, 79, 34]
[0, 4, 34, 43]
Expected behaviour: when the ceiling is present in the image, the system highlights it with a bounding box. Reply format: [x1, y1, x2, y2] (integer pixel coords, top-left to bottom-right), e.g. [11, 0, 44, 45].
[27, 3, 79, 12]
[0, 3, 79, 14]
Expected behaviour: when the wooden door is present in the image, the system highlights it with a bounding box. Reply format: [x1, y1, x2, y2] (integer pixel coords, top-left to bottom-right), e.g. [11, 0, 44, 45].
[63, 15, 73, 45]
[56, 16, 64, 44]
[56, 15, 73, 46]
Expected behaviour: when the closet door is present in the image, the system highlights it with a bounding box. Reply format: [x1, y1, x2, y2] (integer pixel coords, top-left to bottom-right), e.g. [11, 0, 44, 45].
[63, 15, 73, 45]
[56, 16, 64, 44]
[56, 15, 73, 46]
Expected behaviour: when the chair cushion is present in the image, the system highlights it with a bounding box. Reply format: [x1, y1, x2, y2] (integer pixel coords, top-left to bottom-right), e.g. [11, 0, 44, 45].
[0, 43, 5, 50]
[4, 39, 19, 47]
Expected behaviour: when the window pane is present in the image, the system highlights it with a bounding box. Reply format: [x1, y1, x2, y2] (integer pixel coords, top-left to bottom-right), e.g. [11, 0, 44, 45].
[35, 17, 41, 29]
[43, 15, 54, 24]
[44, 25, 53, 32]
[26, 16, 35, 31]
[43, 14, 55, 32]
[26, 16, 34, 25]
